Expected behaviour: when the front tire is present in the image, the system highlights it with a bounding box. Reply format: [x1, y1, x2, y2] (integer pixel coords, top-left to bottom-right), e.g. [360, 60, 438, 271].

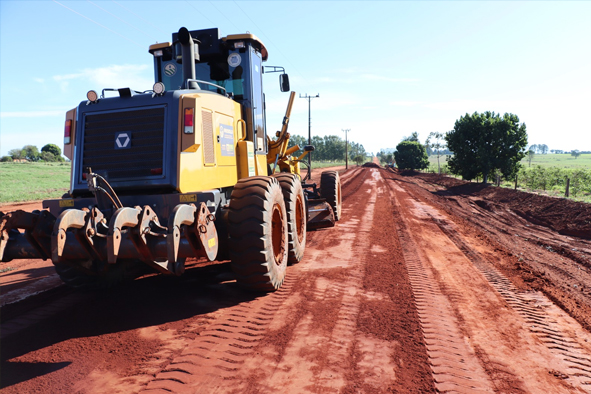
[228, 176, 289, 291]
[273, 173, 307, 265]
[320, 171, 342, 221]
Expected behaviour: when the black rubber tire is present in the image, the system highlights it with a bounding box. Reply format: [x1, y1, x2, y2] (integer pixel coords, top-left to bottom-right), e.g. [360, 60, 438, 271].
[54, 260, 147, 290]
[272, 173, 306, 265]
[228, 176, 289, 291]
[320, 171, 342, 221]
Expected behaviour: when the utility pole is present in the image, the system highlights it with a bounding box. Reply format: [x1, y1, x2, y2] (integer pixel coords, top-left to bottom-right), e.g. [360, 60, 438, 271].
[342, 128, 350, 170]
[299, 93, 319, 179]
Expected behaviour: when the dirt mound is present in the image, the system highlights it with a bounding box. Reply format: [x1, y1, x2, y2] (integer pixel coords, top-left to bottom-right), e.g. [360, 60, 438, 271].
[362, 162, 381, 168]
[415, 173, 591, 240]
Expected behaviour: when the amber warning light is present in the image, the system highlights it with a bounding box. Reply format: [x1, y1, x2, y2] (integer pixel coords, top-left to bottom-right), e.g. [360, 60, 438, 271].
[64, 119, 72, 144]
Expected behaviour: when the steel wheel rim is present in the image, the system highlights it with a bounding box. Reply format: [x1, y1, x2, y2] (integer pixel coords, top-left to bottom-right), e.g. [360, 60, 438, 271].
[271, 202, 286, 266]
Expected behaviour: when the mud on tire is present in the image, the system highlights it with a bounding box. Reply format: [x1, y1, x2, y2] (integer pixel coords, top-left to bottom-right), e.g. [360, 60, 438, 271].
[228, 176, 289, 291]
[320, 170, 342, 221]
[272, 173, 307, 265]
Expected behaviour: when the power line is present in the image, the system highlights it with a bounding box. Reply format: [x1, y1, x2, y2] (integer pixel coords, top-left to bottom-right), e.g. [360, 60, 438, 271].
[207, 1, 242, 33]
[184, 1, 218, 30]
[87, 0, 158, 41]
[232, 1, 308, 87]
[52, 0, 143, 48]
[112, 0, 168, 35]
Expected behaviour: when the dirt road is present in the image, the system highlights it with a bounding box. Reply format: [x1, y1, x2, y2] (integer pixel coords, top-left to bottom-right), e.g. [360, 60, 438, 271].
[2, 166, 591, 393]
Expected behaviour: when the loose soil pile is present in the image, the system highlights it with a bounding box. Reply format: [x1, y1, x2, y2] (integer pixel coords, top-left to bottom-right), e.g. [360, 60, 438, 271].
[406, 171, 591, 239]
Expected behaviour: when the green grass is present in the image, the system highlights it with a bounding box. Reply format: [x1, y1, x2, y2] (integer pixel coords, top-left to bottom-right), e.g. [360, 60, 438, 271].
[0, 162, 71, 204]
[310, 161, 347, 169]
[426, 153, 591, 170]
[520, 153, 591, 169]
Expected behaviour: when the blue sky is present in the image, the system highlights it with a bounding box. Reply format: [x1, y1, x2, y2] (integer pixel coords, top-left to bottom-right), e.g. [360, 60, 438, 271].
[1, 1, 590, 157]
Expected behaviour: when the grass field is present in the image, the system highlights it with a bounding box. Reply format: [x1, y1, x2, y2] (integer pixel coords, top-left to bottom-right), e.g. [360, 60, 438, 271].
[0, 160, 347, 205]
[520, 153, 591, 169]
[427, 153, 591, 169]
[0, 162, 70, 204]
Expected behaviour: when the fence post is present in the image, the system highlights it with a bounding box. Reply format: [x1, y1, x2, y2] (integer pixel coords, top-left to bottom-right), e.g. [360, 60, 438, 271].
[496, 174, 500, 187]
[565, 177, 570, 197]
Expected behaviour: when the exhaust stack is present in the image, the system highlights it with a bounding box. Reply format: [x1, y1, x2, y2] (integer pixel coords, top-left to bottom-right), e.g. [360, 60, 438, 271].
[178, 27, 199, 89]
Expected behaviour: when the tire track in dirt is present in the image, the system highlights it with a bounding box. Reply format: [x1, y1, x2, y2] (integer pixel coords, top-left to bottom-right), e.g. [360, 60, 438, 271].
[383, 168, 591, 393]
[138, 169, 369, 393]
[434, 218, 591, 390]
[385, 177, 494, 393]
[223, 168, 415, 393]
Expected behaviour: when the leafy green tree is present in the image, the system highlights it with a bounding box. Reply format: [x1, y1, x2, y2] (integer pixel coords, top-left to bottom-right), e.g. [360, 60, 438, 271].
[394, 141, 429, 170]
[571, 150, 581, 159]
[22, 145, 40, 161]
[1, 155, 12, 162]
[40, 151, 58, 162]
[426, 131, 446, 174]
[402, 131, 420, 142]
[353, 155, 365, 165]
[445, 111, 528, 183]
[8, 148, 23, 160]
[41, 143, 62, 158]
[527, 149, 535, 167]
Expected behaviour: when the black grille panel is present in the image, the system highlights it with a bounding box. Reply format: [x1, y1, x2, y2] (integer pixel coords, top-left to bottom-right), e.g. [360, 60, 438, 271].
[82, 107, 165, 180]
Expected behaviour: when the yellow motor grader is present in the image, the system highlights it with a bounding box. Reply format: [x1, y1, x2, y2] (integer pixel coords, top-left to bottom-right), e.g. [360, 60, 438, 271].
[0, 27, 342, 292]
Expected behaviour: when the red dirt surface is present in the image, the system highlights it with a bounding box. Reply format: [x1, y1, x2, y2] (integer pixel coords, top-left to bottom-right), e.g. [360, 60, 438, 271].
[2, 166, 591, 393]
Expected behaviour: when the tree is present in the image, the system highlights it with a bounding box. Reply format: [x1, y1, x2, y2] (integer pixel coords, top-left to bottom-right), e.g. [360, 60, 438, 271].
[40, 151, 58, 162]
[540, 144, 548, 154]
[394, 141, 429, 170]
[426, 131, 447, 174]
[353, 155, 365, 166]
[571, 150, 581, 159]
[41, 143, 62, 159]
[8, 148, 23, 160]
[402, 131, 420, 142]
[445, 111, 528, 183]
[1, 155, 12, 162]
[22, 145, 40, 161]
[527, 149, 535, 167]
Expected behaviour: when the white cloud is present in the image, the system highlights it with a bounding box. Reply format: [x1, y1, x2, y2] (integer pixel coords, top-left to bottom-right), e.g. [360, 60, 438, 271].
[34, 78, 44, 84]
[52, 64, 153, 92]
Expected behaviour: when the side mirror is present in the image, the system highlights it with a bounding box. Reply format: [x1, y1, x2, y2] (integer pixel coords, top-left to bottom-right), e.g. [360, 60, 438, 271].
[304, 145, 315, 152]
[280, 74, 290, 92]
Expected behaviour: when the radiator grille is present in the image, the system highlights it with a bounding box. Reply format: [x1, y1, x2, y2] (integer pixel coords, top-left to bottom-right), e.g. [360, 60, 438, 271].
[82, 107, 165, 180]
[202, 110, 215, 164]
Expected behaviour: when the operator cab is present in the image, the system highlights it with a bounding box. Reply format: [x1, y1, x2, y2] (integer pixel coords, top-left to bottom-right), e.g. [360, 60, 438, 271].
[149, 28, 289, 154]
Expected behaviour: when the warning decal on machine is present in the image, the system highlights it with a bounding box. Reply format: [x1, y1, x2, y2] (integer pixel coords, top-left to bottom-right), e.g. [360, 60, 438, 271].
[219, 124, 235, 157]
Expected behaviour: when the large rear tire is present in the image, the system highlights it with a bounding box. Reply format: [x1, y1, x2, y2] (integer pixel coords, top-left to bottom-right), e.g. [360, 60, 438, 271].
[320, 171, 342, 221]
[228, 176, 289, 291]
[273, 173, 306, 265]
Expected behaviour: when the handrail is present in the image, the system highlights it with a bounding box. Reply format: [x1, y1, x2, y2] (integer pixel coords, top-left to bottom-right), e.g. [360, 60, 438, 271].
[183, 79, 227, 96]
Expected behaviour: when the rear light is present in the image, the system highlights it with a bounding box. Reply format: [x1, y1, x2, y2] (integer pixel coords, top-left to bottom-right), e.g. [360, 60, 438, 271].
[82, 173, 87, 180]
[151, 168, 163, 175]
[184, 108, 194, 134]
[64, 119, 72, 144]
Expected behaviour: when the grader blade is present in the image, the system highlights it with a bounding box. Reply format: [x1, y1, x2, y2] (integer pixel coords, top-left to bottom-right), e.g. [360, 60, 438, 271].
[1, 210, 55, 262]
[306, 200, 336, 230]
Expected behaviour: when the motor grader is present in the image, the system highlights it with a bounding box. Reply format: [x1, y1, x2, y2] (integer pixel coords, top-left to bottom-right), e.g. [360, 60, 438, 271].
[0, 27, 342, 292]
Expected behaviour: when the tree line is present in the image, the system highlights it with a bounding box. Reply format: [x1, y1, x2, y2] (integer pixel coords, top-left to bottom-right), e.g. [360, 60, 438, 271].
[2, 144, 65, 163]
[380, 111, 529, 184]
[287, 134, 368, 165]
